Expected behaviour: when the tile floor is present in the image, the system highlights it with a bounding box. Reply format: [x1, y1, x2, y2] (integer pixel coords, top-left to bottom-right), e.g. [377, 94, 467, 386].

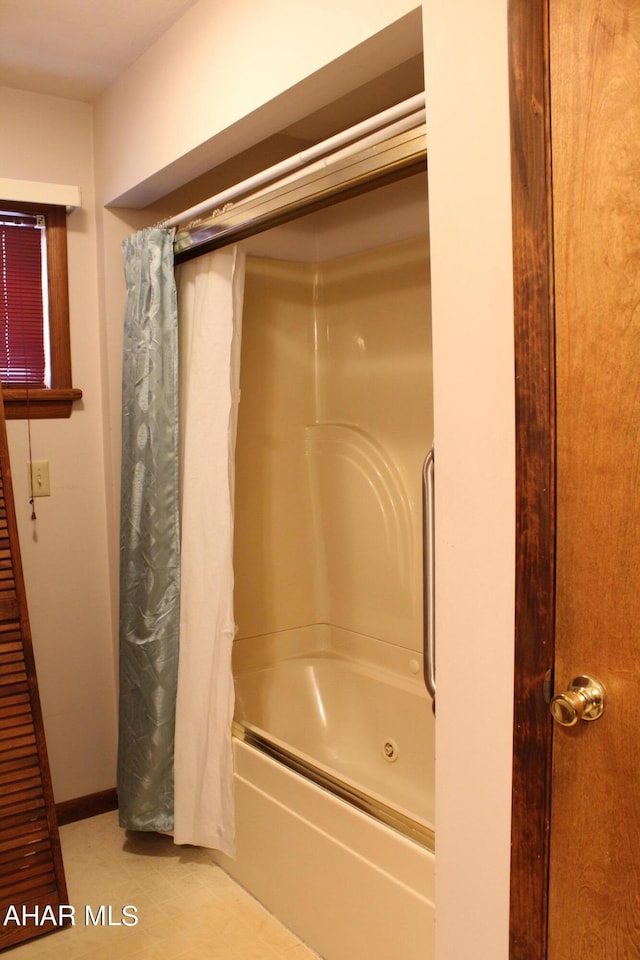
[11, 811, 320, 959]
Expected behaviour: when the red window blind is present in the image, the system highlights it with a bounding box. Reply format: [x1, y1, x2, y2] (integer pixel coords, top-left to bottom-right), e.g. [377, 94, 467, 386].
[0, 213, 47, 388]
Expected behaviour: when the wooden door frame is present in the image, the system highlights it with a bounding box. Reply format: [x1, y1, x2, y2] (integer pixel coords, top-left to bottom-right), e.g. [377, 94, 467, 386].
[508, 0, 556, 957]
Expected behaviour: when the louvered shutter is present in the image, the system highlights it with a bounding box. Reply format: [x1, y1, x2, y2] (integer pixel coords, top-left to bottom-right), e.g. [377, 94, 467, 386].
[0, 387, 67, 948]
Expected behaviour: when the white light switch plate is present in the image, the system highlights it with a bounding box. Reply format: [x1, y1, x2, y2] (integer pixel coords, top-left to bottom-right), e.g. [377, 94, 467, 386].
[28, 460, 50, 497]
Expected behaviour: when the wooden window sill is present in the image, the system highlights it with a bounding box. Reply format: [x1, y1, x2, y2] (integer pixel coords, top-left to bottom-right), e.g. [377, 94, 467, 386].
[2, 388, 83, 419]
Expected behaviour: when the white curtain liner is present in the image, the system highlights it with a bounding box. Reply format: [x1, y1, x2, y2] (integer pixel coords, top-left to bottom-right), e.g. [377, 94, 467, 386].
[173, 246, 245, 855]
[164, 92, 426, 229]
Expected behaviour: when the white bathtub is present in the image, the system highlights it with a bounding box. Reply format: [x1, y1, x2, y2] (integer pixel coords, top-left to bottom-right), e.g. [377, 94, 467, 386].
[214, 625, 435, 960]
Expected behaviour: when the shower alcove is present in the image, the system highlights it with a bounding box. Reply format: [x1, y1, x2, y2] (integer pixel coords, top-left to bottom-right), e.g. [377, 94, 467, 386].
[215, 170, 435, 960]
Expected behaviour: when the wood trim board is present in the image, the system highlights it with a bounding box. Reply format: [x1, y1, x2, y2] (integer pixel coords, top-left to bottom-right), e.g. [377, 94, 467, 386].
[508, 0, 556, 956]
[55, 789, 118, 827]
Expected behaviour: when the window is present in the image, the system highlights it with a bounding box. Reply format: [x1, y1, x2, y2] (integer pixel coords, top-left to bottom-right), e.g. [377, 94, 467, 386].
[0, 200, 82, 418]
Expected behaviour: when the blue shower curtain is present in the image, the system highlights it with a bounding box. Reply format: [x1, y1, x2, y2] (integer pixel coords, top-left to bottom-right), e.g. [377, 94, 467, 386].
[117, 227, 181, 832]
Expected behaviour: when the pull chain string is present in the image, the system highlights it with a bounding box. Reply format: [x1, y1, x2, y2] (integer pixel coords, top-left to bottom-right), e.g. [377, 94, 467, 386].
[26, 383, 36, 521]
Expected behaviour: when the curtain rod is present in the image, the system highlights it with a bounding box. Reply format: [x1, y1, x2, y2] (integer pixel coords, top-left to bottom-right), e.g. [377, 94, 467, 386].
[244, 109, 424, 201]
[173, 121, 426, 262]
[174, 109, 425, 255]
[163, 92, 425, 230]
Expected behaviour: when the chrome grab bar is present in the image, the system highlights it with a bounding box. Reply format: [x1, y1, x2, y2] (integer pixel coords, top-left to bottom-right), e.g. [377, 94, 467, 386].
[422, 447, 436, 709]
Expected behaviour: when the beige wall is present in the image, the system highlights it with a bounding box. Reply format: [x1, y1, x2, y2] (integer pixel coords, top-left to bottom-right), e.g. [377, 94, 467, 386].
[89, 1, 515, 957]
[2, 0, 515, 952]
[94, 1, 422, 207]
[0, 86, 117, 802]
[423, 3, 515, 958]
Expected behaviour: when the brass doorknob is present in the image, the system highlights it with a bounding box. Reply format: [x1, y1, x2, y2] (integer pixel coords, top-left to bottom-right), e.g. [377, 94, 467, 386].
[549, 675, 606, 726]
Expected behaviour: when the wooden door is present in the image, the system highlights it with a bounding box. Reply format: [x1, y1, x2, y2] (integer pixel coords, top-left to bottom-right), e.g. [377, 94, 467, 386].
[0, 388, 68, 949]
[547, 1, 640, 954]
[508, 0, 640, 956]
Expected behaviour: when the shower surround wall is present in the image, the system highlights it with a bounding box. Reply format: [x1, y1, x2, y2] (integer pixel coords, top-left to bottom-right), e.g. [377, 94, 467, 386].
[228, 230, 434, 960]
[234, 235, 433, 655]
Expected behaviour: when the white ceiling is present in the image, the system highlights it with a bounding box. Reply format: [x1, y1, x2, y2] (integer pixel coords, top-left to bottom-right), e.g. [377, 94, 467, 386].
[0, 0, 200, 102]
